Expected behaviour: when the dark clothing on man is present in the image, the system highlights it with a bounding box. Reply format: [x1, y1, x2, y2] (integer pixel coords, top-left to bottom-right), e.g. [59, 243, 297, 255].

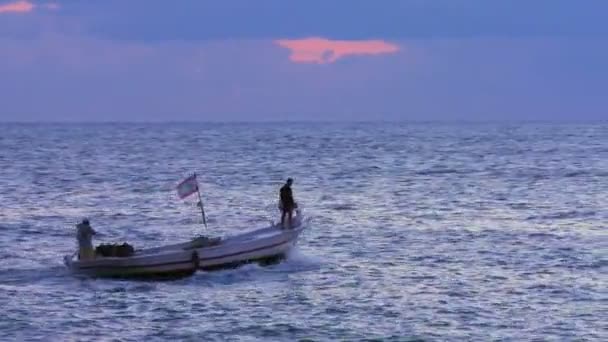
[279, 180, 296, 229]
[280, 184, 295, 210]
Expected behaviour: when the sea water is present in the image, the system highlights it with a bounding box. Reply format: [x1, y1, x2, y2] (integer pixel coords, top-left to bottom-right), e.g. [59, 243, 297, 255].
[0, 122, 606, 341]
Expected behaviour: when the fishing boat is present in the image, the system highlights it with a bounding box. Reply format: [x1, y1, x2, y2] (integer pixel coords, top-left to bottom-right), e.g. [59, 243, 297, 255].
[63, 208, 306, 278]
[63, 173, 308, 278]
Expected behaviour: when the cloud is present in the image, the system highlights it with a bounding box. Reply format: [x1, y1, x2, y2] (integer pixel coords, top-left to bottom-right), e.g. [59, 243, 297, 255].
[275, 37, 399, 64]
[0, 1, 58, 14]
[0, 1, 33, 13]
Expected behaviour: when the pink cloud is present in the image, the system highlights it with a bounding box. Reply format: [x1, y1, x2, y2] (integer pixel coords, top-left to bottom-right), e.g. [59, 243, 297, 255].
[0, 1, 59, 14]
[0, 1, 34, 13]
[275, 37, 400, 64]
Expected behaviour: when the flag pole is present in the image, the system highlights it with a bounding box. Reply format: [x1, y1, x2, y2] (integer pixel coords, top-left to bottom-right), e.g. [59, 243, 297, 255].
[194, 173, 207, 229]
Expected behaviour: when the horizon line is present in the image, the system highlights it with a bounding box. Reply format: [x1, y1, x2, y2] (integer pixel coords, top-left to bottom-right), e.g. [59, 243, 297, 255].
[1, 119, 606, 125]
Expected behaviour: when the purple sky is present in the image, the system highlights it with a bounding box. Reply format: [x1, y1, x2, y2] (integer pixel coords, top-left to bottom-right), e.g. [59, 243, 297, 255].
[1, 0, 607, 122]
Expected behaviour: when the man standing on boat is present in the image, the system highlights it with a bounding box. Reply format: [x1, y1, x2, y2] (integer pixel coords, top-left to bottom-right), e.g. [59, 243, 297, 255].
[279, 178, 297, 229]
[76, 218, 97, 260]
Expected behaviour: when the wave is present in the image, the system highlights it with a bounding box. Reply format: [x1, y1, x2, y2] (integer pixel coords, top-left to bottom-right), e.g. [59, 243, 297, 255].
[563, 171, 589, 178]
[526, 232, 563, 239]
[526, 211, 596, 220]
[415, 168, 464, 176]
[330, 204, 357, 211]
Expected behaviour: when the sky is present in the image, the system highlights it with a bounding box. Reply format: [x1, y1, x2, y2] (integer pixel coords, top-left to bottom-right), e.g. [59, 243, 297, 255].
[0, 0, 607, 122]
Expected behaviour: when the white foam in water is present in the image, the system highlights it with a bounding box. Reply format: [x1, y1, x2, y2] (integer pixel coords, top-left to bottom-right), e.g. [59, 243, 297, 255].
[276, 247, 324, 272]
[191, 247, 323, 285]
[195, 262, 265, 282]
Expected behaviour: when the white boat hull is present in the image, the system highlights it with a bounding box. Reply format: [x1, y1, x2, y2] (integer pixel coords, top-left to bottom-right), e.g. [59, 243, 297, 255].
[63, 209, 308, 278]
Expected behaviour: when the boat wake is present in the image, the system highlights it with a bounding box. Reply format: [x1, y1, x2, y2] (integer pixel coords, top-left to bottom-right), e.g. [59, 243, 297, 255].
[278, 247, 323, 272]
[0, 266, 70, 286]
[189, 247, 323, 286]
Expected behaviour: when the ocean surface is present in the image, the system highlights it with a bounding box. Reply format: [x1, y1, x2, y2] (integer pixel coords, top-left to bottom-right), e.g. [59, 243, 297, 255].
[0, 122, 606, 341]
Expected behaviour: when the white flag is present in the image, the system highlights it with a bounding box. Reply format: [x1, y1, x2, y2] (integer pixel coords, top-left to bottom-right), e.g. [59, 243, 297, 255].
[176, 174, 198, 199]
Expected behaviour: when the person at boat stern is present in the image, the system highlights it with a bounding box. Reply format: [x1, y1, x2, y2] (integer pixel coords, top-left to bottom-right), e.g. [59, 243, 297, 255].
[279, 178, 297, 229]
[76, 218, 97, 260]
